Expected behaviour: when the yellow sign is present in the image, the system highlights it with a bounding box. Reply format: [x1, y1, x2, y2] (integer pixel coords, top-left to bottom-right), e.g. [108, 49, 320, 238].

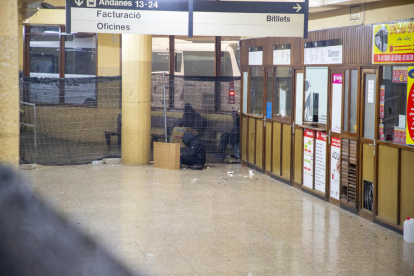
[373, 20, 414, 64]
[407, 67, 414, 145]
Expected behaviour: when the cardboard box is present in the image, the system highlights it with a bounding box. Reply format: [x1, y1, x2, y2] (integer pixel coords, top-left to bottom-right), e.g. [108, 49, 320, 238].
[153, 142, 180, 170]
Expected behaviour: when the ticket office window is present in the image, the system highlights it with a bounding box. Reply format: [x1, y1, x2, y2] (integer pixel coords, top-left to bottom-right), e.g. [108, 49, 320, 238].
[378, 66, 409, 144]
[249, 67, 264, 116]
[304, 67, 329, 126]
[343, 69, 359, 134]
[273, 67, 292, 121]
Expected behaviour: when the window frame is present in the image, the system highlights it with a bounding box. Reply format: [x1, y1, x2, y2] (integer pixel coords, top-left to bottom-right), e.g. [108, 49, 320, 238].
[271, 65, 293, 125]
[341, 67, 361, 137]
[301, 65, 330, 131]
[247, 65, 265, 118]
[23, 24, 98, 107]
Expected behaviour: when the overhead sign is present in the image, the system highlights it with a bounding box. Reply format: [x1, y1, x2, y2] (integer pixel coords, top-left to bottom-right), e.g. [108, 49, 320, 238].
[66, 0, 309, 38]
[192, 1, 308, 38]
[304, 39, 342, 65]
[66, 0, 189, 35]
[373, 19, 414, 64]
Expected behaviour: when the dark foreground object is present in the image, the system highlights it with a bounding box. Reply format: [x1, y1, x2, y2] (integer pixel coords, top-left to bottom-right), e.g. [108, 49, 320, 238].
[0, 165, 135, 276]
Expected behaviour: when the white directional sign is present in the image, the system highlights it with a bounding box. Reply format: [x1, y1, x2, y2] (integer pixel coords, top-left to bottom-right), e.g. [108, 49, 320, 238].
[67, 0, 309, 38]
[67, 0, 189, 35]
[193, 1, 308, 37]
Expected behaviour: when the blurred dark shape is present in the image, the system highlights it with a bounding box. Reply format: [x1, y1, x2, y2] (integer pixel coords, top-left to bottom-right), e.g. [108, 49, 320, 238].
[178, 103, 207, 133]
[0, 165, 135, 276]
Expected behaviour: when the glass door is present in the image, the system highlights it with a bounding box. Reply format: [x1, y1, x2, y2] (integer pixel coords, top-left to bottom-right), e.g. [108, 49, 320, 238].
[359, 69, 378, 221]
[271, 67, 294, 182]
[293, 69, 304, 188]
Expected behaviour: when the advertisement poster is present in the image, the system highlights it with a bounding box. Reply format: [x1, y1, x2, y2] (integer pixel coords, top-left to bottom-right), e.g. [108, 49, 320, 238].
[331, 74, 342, 133]
[303, 129, 314, 189]
[330, 137, 341, 200]
[393, 66, 408, 83]
[304, 39, 343, 65]
[372, 20, 414, 64]
[315, 131, 327, 193]
[407, 67, 414, 145]
[273, 49, 291, 65]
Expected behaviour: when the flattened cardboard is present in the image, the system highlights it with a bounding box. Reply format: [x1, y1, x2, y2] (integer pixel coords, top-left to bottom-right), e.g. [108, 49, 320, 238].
[153, 142, 180, 170]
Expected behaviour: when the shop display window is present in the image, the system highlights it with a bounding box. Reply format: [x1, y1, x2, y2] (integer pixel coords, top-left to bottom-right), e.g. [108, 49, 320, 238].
[379, 66, 408, 144]
[273, 67, 292, 118]
[304, 67, 328, 125]
[249, 67, 264, 116]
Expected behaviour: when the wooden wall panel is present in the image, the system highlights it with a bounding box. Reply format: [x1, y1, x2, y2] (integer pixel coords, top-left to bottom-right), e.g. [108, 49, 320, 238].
[242, 117, 248, 162]
[282, 124, 291, 179]
[294, 129, 303, 184]
[377, 145, 399, 224]
[272, 122, 281, 175]
[256, 119, 263, 168]
[362, 144, 374, 183]
[401, 150, 414, 224]
[265, 122, 272, 172]
[241, 24, 373, 67]
[248, 117, 256, 164]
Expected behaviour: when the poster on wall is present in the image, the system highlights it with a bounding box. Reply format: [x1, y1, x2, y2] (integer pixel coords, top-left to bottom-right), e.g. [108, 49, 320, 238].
[330, 137, 341, 200]
[304, 39, 342, 65]
[407, 67, 414, 145]
[249, 47, 263, 66]
[273, 44, 291, 65]
[331, 74, 342, 133]
[372, 20, 414, 64]
[393, 66, 408, 83]
[303, 129, 314, 189]
[315, 131, 327, 193]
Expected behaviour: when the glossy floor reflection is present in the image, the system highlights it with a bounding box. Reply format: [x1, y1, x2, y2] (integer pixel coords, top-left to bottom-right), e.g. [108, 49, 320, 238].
[22, 164, 414, 276]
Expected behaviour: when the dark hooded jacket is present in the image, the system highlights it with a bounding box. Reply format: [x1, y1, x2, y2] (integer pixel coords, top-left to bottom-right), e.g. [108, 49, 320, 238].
[178, 104, 206, 133]
[182, 132, 206, 165]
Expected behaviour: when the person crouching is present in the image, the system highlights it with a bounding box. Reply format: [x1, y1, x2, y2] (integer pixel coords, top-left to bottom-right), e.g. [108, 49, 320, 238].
[180, 132, 206, 170]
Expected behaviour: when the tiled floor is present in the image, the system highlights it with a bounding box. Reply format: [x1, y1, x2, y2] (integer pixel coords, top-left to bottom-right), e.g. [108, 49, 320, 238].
[21, 163, 414, 275]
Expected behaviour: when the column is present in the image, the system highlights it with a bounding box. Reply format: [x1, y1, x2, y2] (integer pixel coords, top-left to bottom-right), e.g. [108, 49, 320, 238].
[121, 34, 152, 165]
[0, 0, 19, 169]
